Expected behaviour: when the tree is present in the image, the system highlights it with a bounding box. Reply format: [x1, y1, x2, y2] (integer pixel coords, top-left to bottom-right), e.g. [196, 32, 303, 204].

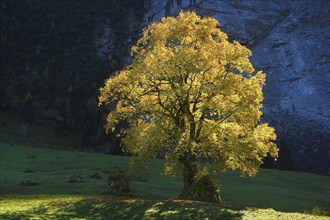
[99, 11, 278, 202]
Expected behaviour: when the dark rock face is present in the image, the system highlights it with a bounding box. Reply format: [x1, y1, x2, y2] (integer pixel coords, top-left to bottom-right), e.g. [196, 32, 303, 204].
[144, 0, 330, 174]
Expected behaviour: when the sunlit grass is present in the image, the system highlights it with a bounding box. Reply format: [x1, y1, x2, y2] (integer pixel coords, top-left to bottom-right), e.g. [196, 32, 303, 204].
[0, 142, 329, 219]
[0, 195, 241, 220]
[1, 195, 329, 220]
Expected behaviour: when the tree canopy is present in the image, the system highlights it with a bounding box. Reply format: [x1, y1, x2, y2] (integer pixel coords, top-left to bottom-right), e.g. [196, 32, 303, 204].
[99, 11, 278, 201]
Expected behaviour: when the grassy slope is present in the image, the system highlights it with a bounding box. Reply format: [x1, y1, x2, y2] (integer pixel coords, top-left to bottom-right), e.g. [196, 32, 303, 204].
[0, 142, 329, 219]
[0, 111, 81, 149]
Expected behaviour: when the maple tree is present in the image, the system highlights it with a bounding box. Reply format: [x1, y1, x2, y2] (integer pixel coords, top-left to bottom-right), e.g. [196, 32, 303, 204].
[99, 11, 278, 202]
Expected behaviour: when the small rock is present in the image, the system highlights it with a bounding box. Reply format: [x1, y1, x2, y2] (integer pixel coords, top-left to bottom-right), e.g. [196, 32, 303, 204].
[19, 180, 39, 186]
[24, 168, 34, 173]
[67, 175, 83, 183]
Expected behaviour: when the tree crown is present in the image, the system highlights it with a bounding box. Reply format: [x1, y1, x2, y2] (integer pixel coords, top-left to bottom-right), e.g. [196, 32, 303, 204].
[99, 11, 278, 177]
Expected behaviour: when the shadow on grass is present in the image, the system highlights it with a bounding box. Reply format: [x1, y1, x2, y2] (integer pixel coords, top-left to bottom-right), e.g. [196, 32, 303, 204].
[0, 198, 243, 220]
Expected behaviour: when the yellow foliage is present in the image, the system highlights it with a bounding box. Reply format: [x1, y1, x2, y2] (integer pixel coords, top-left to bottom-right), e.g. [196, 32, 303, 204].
[99, 11, 278, 177]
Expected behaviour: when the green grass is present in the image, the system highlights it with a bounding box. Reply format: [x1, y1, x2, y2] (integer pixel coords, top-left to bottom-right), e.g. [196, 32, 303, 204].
[1, 142, 329, 219]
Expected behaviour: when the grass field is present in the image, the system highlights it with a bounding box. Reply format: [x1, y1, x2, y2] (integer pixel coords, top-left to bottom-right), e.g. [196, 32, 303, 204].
[0, 142, 329, 219]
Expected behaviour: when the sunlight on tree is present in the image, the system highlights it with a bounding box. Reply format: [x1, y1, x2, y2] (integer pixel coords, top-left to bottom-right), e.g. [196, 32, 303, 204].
[99, 11, 278, 202]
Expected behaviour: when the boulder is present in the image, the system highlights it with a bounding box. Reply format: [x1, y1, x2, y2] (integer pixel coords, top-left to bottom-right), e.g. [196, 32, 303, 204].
[67, 175, 83, 183]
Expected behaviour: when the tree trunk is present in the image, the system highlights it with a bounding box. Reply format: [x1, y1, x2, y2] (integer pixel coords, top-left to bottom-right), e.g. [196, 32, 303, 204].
[178, 154, 221, 203]
[182, 154, 197, 190]
[179, 153, 197, 198]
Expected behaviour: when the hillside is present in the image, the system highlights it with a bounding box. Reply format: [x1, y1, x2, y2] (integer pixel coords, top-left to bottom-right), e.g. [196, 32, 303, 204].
[1, 142, 329, 219]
